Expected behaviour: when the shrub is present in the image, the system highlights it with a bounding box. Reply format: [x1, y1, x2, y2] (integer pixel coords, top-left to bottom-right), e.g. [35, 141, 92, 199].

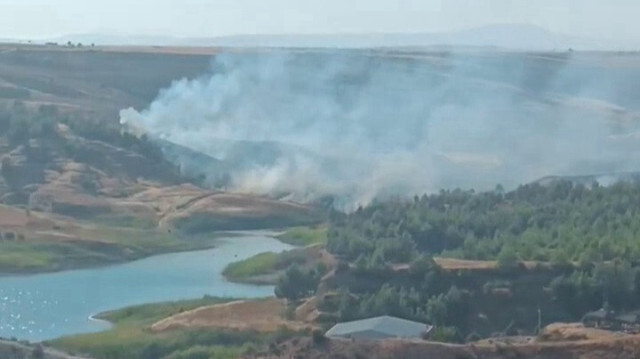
[429, 326, 461, 343]
[311, 329, 326, 345]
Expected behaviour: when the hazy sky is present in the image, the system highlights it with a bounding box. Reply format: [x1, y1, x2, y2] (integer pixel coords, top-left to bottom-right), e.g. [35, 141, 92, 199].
[2, 0, 639, 40]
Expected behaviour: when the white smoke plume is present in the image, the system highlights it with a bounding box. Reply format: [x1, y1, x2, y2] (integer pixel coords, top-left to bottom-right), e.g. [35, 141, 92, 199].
[121, 49, 640, 209]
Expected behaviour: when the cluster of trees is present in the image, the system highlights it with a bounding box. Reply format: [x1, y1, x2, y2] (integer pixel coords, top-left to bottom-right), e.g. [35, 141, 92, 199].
[314, 182, 640, 339]
[0, 101, 166, 164]
[311, 255, 640, 340]
[550, 260, 640, 319]
[316, 254, 501, 340]
[275, 264, 324, 302]
[328, 181, 640, 264]
[0, 102, 60, 145]
[0, 101, 196, 203]
[330, 283, 468, 341]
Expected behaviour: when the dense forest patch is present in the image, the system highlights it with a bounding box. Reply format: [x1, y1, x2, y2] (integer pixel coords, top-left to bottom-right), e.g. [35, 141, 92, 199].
[328, 182, 640, 264]
[272, 182, 640, 340]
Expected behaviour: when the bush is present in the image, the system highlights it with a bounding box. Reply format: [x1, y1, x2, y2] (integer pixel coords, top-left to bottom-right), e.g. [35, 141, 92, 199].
[311, 329, 326, 344]
[497, 246, 518, 269]
[429, 326, 461, 343]
[223, 252, 279, 280]
[276, 226, 327, 246]
[274, 265, 321, 302]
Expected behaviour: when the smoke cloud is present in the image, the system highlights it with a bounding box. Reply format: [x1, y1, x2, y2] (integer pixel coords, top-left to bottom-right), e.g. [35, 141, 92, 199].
[120, 49, 640, 209]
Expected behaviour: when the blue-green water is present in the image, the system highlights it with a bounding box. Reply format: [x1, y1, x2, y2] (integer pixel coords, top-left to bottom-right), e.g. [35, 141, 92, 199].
[0, 231, 292, 342]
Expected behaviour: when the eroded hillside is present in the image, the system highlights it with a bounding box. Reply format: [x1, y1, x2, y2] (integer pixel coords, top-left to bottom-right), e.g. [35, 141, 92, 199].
[0, 49, 322, 272]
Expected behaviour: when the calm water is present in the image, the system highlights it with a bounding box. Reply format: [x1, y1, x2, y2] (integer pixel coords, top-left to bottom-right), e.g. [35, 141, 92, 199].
[0, 231, 292, 341]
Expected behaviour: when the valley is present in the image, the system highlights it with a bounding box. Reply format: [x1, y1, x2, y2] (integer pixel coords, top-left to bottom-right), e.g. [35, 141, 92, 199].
[3, 44, 640, 359]
[0, 52, 321, 273]
[0, 232, 291, 341]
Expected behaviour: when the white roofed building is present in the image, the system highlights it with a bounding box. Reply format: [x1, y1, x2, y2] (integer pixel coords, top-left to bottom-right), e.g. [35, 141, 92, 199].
[325, 316, 433, 340]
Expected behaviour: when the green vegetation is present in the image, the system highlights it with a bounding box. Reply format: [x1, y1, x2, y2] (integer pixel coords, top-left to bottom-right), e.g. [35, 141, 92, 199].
[223, 252, 280, 280]
[0, 102, 166, 161]
[222, 246, 324, 284]
[274, 264, 323, 302]
[0, 226, 222, 274]
[50, 296, 301, 359]
[174, 214, 322, 235]
[328, 182, 640, 263]
[302, 181, 640, 340]
[95, 297, 228, 325]
[0, 242, 53, 270]
[276, 226, 327, 246]
[222, 227, 328, 283]
[89, 213, 158, 230]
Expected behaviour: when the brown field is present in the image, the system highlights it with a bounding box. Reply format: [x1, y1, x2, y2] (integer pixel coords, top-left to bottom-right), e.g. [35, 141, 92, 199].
[0, 43, 213, 118]
[390, 257, 543, 272]
[151, 298, 312, 333]
[0, 204, 34, 227]
[0, 203, 80, 238]
[436, 257, 499, 270]
[435, 257, 542, 270]
[0, 43, 267, 56]
[537, 323, 629, 342]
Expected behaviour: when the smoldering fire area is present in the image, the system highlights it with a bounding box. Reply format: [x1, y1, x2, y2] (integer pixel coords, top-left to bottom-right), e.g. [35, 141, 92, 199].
[121, 49, 640, 209]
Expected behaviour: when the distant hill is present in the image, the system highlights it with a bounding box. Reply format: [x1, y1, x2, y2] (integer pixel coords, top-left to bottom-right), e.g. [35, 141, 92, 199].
[45, 34, 181, 47]
[191, 24, 595, 50]
[0, 46, 211, 118]
[44, 24, 612, 50]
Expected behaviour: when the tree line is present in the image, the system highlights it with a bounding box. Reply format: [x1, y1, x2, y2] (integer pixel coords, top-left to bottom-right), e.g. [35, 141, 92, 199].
[327, 181, 640, 265]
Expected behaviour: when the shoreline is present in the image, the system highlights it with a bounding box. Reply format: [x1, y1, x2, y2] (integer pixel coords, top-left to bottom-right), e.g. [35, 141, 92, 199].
[86, 314, 113, 330]
[0, 230, 263, 278]
[0, 241, 219, 278]
[0, 230, 290, 341]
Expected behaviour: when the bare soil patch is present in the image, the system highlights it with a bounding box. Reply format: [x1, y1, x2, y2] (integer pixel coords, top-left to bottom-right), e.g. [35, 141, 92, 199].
[151, 298, 311, 333]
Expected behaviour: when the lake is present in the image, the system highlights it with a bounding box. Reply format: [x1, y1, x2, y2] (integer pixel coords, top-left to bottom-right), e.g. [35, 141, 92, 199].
[0, 231, 292, 342]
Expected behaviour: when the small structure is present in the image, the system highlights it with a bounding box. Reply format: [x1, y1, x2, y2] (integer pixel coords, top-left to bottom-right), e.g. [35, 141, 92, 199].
[325, 316, 433, 340]
[613, 310, 640, 330]
[582, 308, 613, 329]
[583, 308, 640, 331]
